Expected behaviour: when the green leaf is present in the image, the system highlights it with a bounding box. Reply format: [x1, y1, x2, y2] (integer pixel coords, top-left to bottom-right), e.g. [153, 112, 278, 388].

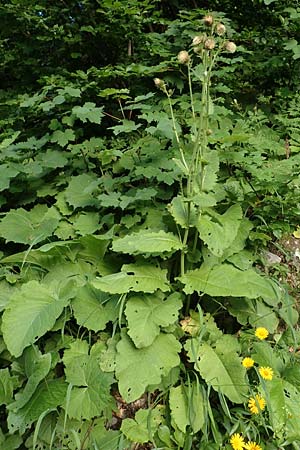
[8, 346, 51, 411]
[121, 408, 162, 443]
[179, 263, 280, 301]
[92, 263, 170, 294]
[65, 173, 99, 209]
[72, 285, 118, 332]
[2, 280, 71, 357]
[0, 369, 14, 406]
[110, 119, 142, 135]
[228, 298, 279, 332]
[116, 332, 181, 402]
[0, 164, 19, 191]
[36, 149, 68, 168]
[7, 379, 67, 434]
[169, 382, 205, 433]
[72, 212, 100, 235]
[168, 196, 198, 228]
[112, 230, 183, 255]
[63, 345, 113, 420]
[50, 129, 75, 147]
[0, 205, 60, 245]
[72, 102, 104, 123]
[125, 292, 182, 348]
[185, 340, 248, 403]
[197, 205, 243, 257]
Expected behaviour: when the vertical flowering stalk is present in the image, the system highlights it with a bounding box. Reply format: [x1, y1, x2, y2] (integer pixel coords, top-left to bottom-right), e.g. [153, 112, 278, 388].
[154, 15, 236, 276]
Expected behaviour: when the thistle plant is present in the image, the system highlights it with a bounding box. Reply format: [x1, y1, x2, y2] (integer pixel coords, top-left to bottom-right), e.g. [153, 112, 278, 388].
[155, 16, 237, 276]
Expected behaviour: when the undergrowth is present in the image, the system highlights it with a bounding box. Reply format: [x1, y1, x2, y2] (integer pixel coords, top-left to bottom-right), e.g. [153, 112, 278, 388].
[0, 6, 300, 450]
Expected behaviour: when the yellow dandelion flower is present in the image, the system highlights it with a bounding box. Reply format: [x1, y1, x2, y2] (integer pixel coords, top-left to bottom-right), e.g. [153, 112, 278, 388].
[244, 442, 262, 450]
[242, 357, 255, 369]
[248, 394, 266, 414]
[259, 366, 273, 380]
[255, 327, 269, 340]
[230, 433, 245, 450]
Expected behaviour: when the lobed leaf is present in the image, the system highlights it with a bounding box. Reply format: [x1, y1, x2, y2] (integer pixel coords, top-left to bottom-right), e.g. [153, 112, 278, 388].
[116, 332, 181, 402]
[125, 292, 182, 348]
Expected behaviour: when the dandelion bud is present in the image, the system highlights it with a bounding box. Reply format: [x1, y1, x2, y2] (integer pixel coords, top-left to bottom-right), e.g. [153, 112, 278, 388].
[225, 41, 237, 53]
[203, 14, 214, 26]
[206, 128, 213, 135]
[177, 50, 190, 65]
[192, 35, 203, 46]
[204, 38, 215, 50]
[216, 23, 226, 36]
[154, 78, 165, 90]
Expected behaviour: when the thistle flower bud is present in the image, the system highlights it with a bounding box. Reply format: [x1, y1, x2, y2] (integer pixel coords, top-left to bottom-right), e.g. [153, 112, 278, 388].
[203, 14, 214, 26]
[192, 35, 203, 46]
[177, 50, 190, 65]
[204, 38, 215, 50]
[154, 78, 165, 89]
[225, 41, 237, 53]
[216, 23, 226, 36]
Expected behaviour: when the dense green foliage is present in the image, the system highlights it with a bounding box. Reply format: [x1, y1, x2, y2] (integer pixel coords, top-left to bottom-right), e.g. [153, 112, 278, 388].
[0, 1, 300, 449]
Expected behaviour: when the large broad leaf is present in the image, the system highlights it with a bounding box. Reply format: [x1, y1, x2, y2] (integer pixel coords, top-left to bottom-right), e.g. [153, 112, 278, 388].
[0, 205, 59, 245]
[72, 102, 104, 124]
[2, 281, 72, 357]
[185, 340, 248, 403]
[168, 196, 199, 229]
[169, 382, 205, 434]
[266, 379, 300, 441]
[228, 298, 279, 332]
[179, 263, 280, 301]
[72, 285, 118, 332]
[8, 346, 51, 411]
[92, 263, 170, 294]
[63, 342, 113, 420]
[125, 292, 182, 348]
[196, 205, 242, 257]
[64, 174, 99, 209]
[121, 408, 162, 443]
[0, 369, 14, 406]
[116, 332, 181, 402]
[0, 164, 19, 191]
[7, 380, 67, 434]
[112, 230, 183, 256]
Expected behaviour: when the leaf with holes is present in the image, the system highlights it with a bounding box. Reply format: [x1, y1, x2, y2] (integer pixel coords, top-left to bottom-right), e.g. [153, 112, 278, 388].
[125, 292, 182, 348]
[185, 340, 247, 403]
[92, 263, 170, 294]
[0, 369, 14, 406]
[116, 332, 181, 402]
